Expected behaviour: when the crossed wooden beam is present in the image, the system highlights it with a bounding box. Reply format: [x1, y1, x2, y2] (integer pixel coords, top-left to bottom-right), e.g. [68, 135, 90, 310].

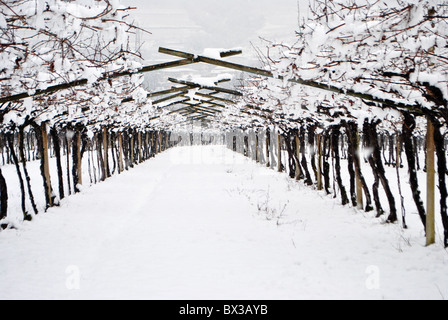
[146, 76, 241, 122]
[143, 83, 239, 123]
[0, 48, 242, 105]
[157, 47, 424, 115]
[0, 46, 423, 122]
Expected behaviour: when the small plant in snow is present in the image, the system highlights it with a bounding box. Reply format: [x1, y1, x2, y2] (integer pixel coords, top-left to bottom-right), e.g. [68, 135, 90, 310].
[256, 187, 291, 223]
[393, 227, 413, 253]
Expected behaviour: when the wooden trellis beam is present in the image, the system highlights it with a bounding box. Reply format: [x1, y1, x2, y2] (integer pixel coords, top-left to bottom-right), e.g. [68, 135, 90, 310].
[122, 85, 192, 103]
[0, 48, 242, 105]
[150, 86, 192, 98]
[181, 104, 222, 114]
[195, 92, 235, 104]
[123, 78, 235, 107]
[179, 109, 199, 116]
[188, 115, 210, 121]
[183, 111, 213, 118]
[168, 78, 243, 97]
[167, 102, 220, 118]
[182, 96, 227, 109]
[148, 115, 160, 121]
[191, 105, 223, 114]
[168, 105, 199, 115]
[159, 47, 242, 60]
[158, 98, 190, 109]
[1, 59, 195, 104]
[159, 47, 424, 115]
[152, 92, 189, 105]
[192, 110, 216, 117]
[178, 100, 223, 113]
[174, 106, 216, 117]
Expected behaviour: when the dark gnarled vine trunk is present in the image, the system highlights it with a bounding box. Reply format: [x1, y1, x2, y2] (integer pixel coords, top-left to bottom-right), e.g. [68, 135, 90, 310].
[308, 125, 318, 182]
[300, 127, 313, 186]
[72, 128, 82, 193]
[363, 120, 384, 217]
[322, 132, 331, 195]
[331, 126, 349, 206]
[432, 118, 448, 248]
[50, 127, 65, 201]
[402, 113, 426, 228]
[7, 131, 29, 219]
[0, 167, 8, 225]
[283, 131, 297, 179]
[346, 138, 358, 207]
[18, 127, 38, 217]
[344, 121, 373, 212]
[366, 119, 397, 223]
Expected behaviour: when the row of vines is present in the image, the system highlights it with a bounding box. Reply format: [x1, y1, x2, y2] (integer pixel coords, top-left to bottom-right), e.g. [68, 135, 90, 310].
[226, 119, 447, 247]
[0, 122, 171, 228]
[216, 0, 448, 248]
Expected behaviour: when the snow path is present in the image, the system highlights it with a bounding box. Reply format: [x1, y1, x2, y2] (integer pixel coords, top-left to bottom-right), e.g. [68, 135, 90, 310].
[0, 146, 446, 300]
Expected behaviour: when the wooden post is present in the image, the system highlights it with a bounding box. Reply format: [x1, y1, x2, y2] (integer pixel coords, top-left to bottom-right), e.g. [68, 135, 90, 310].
[103, 127, 109, 178]
[277, 132, 282, 173]
[41, 122, 53, 208]
[66, 132, 72, 195]
[396, 133, 404, 225]
[426, 118, 436, 246]
[355, 130, 364, 210]
[118, 132, 124, 173]
[317, 134, 323, 191]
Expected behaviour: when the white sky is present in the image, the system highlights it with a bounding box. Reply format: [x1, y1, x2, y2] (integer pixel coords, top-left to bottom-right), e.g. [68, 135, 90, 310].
[121, 0, 303, 90]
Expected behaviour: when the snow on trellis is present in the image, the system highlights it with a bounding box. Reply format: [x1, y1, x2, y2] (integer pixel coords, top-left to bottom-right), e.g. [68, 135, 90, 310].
[0, 0, 447, 250]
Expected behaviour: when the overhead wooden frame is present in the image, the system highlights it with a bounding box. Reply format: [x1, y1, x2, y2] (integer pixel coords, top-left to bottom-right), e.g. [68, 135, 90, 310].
[182, 96, 227, 109]
[180, 103, 222, 114]
[152, 92, 189, 106]
[158, 47, 424, 115]
[195, 92, 235, 104]
[145, 75, 241, 123]
[167, 78, 242, 97]
[148, 77, 238, 115]
[0, 48, 242, 105]
[122, 77, 232, 105]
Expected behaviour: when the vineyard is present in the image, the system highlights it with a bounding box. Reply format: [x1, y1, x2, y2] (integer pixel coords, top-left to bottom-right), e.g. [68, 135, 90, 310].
[0, 0, 447, 300]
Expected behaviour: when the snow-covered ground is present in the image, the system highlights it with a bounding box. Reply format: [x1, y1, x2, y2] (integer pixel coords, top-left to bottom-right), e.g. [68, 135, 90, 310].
[0, 146, 446, 300]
